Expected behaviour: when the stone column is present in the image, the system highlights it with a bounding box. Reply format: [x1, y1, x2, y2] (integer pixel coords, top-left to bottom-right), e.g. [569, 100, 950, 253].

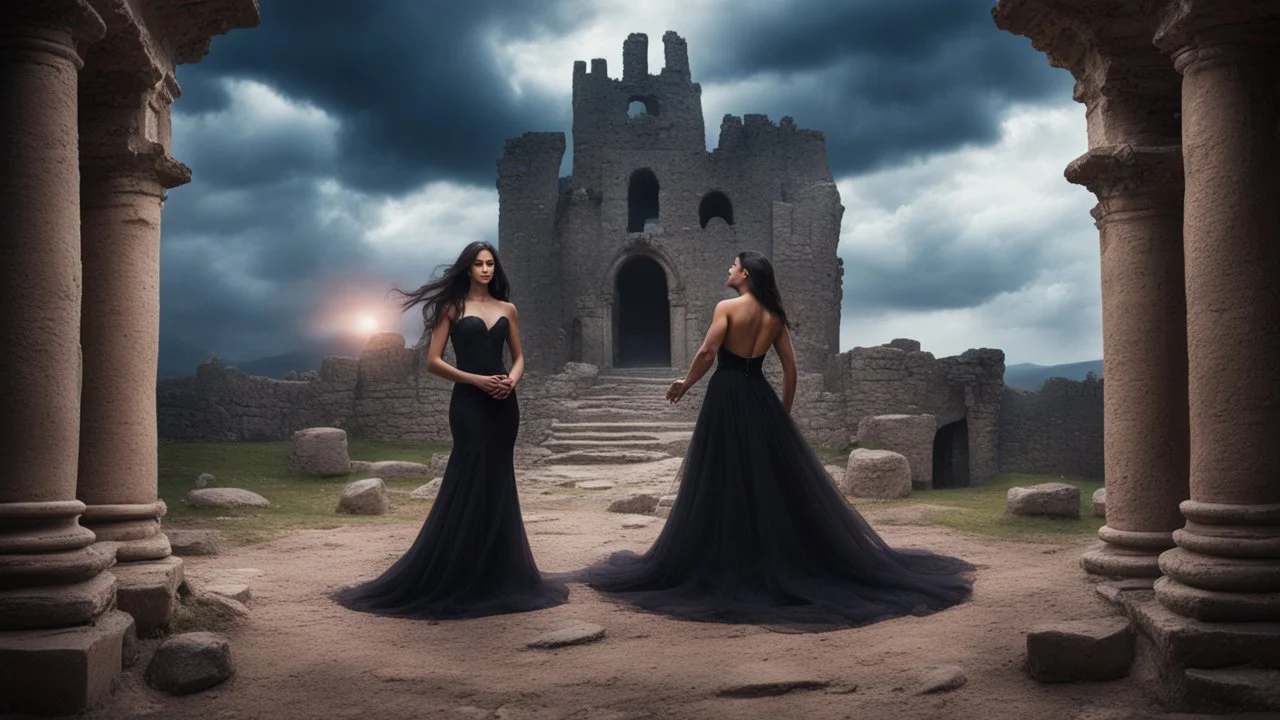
[993, 0, 1191, 579]
[1153, 18, 1280, 621]
[0, 3, 136, 715]
[1071, 144, 1190, 578]
[78, 72, 191, 636]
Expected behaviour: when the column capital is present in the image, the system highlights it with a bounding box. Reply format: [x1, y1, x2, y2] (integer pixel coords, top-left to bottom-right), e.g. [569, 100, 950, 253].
[993, 0, 1180, 146]
[1065, 144, 1183, 220]
[80, 139, 191, 191]
[153, 0, 261, 65]
[0, 0, 105, 45]
[1154, 0, 1280, 60]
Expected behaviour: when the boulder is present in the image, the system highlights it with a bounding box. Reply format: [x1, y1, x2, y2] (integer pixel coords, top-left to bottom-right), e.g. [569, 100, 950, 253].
[186, 488, 269, 509]
[409, 478, 442, 499]
[1006, 482, 1081, 519]
[843, 448, 912, 499]
[1092, 487, 1107, 518]
[607, 493, 659, 514]
[856, 413, 937, 489]
[368, 460, 430, 477]
[289, 427, 350, 477]
[337, 478, 389, 515]
[1026, 618, 1133, 682]
[145, 632, 235, 695]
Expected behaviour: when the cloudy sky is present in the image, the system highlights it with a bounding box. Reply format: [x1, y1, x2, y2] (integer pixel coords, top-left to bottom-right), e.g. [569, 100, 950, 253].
[162, 0, 1101, 367]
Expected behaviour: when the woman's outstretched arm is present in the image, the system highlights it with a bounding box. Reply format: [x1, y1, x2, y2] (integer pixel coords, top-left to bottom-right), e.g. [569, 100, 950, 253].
[667, 300, 730, 404]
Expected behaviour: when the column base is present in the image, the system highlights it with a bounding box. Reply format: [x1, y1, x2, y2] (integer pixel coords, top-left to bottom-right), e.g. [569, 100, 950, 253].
[0, 571, 117, 630]
[1081, 542, 1164, 578]
[1106, 587, 1280, 712]
[0, 609, 133, 715]
[113, 555, 184, 637]
[1153, 574, 1280, 622]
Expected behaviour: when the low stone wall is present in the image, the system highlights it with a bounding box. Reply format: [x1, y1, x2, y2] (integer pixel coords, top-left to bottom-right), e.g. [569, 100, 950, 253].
[998, 375, 1104, 478]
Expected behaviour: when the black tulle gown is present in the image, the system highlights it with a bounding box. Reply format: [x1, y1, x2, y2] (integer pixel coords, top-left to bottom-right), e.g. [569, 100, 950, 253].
[581, 348, 974, 632]
[334, 315, 568, 619]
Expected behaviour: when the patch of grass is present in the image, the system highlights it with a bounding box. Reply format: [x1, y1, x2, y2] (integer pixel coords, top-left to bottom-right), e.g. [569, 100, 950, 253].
[850, 473, 1105, 542]
[159, 438, 450, 545]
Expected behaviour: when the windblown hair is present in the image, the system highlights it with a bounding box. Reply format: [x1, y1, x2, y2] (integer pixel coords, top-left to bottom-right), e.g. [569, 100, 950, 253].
[737, 250, 790, 329]
[391, 241, 510, 329]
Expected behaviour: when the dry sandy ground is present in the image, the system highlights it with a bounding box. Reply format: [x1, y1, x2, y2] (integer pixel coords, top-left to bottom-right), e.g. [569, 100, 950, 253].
[85, 460, 1261, 720]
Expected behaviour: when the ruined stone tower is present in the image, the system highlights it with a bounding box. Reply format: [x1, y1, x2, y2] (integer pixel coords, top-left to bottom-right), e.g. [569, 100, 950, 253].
[498, 31, 844, 373]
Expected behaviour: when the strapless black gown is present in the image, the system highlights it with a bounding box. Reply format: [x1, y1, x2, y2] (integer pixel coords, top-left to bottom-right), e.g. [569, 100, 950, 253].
[580, 347, 974, 632]
[334, 315, 568, 619]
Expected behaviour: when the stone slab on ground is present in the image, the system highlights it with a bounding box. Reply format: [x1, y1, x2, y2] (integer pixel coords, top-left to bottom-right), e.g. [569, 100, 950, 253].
[0, 609, 132, 716]
[1006, 482, 1081, 519]
[368, 460, 431, 477]
[916, 665, 967, 694]
[527, 622, 606, 649]
[607, 493, 658, 514]
[166, 529, 226, 556]
[204, 583, 252, 604]
[186, 488, 270, 509]
[146, 631, 235, 695]
[1027, 617, 1134, 683]
[114, 556, 185, 637]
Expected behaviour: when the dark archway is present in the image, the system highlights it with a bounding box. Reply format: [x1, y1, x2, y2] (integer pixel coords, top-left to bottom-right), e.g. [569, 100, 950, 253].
[699, 190, 734, 227]
[932, 419, 971, 488]
[614, 256, 670, 367]
[628, 168, 660, 233]
[570, 318, 583, 363]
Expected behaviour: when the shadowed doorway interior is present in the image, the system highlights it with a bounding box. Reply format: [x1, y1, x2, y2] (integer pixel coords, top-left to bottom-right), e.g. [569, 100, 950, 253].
[932, 418, 971, 488]
[614, 256, 670, 367]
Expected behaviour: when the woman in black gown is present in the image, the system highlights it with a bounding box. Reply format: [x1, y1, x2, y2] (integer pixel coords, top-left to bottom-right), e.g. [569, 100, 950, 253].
[334, 241, 568, 619]
[581, 251, 973, 632]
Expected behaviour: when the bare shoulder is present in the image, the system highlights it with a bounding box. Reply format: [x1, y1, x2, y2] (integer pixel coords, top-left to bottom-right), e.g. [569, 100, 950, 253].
[501, 300, 518, 319]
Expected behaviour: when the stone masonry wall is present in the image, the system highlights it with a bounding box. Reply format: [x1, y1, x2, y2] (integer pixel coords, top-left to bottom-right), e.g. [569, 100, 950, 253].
[998, 375, 1105, 478]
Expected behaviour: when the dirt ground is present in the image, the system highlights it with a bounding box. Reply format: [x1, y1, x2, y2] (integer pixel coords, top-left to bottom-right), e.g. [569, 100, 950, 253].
[85, 459, 1248, 720]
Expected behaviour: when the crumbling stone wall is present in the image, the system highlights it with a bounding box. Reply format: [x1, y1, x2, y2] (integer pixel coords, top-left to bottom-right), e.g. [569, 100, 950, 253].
[998, 375, 1105, 478]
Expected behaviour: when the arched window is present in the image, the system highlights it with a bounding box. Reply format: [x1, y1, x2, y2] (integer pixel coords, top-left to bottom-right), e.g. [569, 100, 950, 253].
[698, 190, 734, 228]
[628, 169, 660, 233]
[627, 95, 659, 118]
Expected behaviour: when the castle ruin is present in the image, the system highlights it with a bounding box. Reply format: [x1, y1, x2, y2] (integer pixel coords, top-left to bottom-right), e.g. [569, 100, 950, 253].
[498, 32, 843, 374]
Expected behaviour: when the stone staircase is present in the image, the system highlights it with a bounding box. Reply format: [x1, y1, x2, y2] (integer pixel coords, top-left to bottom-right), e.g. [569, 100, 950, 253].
[539, 367, 697, 465]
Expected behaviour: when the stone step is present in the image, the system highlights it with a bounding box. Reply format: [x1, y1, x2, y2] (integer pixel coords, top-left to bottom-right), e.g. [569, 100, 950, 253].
[550, 420, 696, 431]
[547, 431, 663, 442]
[537, 449, 672, 466]
[595, 375, 676, 385]
[541, 439, 666, 452]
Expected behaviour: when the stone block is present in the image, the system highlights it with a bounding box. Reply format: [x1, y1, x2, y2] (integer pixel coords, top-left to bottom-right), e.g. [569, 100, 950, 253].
[0, 609, 132, 715]
[1026, 617, 1134, 682]
[607, 493, 659, 514]
[843, 448, 911, 499]
[1006, 482, 1080, 519]
[289, 427, 350, 476]
[856, 413, 936, 488]
[337, 478, 389, 515]
[113, 556, 185, 637]
[1093, 487, 1107, 518]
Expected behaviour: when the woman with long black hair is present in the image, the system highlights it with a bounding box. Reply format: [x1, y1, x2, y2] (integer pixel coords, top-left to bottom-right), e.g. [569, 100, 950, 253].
[335, 241, 568, 619]
[581, 250, 973, 632]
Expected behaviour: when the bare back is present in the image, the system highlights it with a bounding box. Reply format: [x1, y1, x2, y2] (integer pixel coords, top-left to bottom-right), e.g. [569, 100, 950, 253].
[720, 294, 782, 359]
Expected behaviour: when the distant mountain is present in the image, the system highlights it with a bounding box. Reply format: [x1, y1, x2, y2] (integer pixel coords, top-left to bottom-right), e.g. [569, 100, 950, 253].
[158, 334, 369, 381]
[1004, 360, 1104, 391]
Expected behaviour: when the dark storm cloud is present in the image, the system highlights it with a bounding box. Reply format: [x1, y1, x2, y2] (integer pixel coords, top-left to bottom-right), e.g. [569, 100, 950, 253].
[697, 0, 1073, 175]
[175, 0, 575, 193]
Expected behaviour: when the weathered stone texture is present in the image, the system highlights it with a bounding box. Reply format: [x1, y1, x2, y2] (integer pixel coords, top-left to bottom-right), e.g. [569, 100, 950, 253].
[999, 376, 1104, 478]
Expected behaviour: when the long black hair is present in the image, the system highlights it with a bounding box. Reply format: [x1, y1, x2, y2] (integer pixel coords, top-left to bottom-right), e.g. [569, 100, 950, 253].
[391, 241, 510, 329]
[737, 250, 790, 329]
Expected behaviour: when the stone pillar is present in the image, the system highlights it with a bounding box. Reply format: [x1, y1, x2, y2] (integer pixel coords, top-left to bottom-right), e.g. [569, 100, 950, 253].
[0, 3, 136, 715]
[1072, 144, 1190, 578]
[993, 0, 1190, 578]
[78, 72, 191, 636]
[1153, 19, 1280, 622]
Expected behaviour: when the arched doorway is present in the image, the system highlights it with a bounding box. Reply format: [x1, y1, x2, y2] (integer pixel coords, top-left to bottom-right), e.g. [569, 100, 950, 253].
[614, 256, 670, 367]
[932, 418, 971, 488]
